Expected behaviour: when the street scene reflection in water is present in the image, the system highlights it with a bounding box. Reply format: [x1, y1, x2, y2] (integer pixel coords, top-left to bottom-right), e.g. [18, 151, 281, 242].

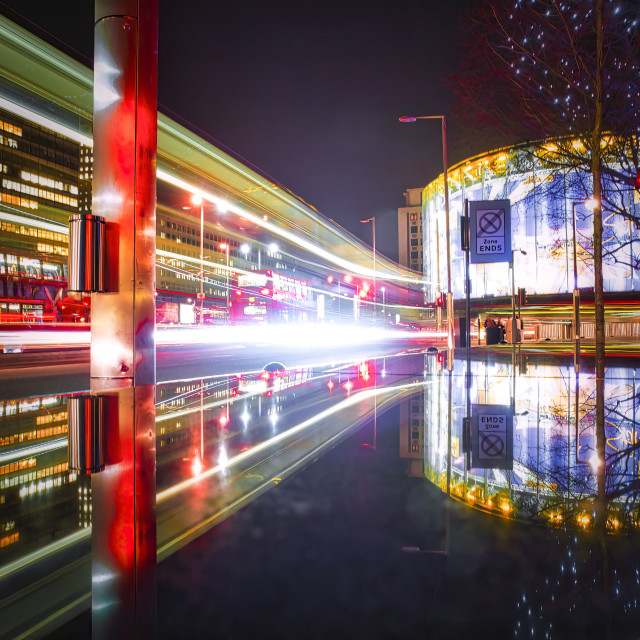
[424, 355, 640, 533]
[2, 350, 640, 639]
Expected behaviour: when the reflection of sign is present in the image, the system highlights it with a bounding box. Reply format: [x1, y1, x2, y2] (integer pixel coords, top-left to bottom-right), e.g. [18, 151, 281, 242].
[244, 305, 267, 316]
[469, 200, 511, 264]
[478, 414, 506, 460]
[471, 404, 513, 470]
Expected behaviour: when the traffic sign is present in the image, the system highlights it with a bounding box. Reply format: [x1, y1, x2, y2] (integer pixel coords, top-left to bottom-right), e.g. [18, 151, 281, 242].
[469, 199, 511, 264]
[471, 404, 513, 470]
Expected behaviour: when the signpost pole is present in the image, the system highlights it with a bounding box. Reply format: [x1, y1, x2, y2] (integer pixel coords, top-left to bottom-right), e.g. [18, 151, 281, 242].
[464, 200, 471, 364]
[463, 199, 472, 470]
[511, 250, 517, 345]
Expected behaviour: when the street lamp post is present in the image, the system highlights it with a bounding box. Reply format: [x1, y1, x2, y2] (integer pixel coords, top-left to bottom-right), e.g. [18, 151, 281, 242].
[571, 202, 581, 372]
[399, 115, 452, 349]
[219, 242, 230, 312]
[360, 217, 376, 319]
[191, 195, 205, 324]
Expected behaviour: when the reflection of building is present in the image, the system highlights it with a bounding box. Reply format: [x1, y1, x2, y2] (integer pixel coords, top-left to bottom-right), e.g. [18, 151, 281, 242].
[0, 395, 82, 562]
[156, 380, 230, 454]
[155, 369, 314, 487]
[422, 356, 640, 532]
[399, 393, 424, 478]
[397, 188, 423, 272]
[422, 141, 640, 303]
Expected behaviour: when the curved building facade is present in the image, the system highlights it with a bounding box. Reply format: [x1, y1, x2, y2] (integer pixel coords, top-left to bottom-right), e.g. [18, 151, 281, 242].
[422, 141, 640, 302]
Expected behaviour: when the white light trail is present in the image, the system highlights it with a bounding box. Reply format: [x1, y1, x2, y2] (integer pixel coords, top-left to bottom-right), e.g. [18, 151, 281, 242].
[157, 379, 429, 503]
[0, 322, 434, 354]
[156, 322, 427, 349]
[0, 96, 93, 148]
[0, 528, 90, 580]
[0, 211, 68, 234]
[156, 168, 425, 286]
[0, 330, 90, 349]
[0, 437, 67, 464]
[0, 99, 426, 288]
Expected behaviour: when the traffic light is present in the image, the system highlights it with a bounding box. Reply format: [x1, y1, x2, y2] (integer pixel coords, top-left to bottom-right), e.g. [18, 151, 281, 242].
[435, 294, 444, 309]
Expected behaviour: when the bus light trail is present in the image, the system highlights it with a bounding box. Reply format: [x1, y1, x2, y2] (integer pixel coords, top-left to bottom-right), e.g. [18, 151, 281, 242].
[156, 378, 430, 504]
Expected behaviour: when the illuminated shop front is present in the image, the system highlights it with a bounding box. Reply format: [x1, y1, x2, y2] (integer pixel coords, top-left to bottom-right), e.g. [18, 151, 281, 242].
[422, 142, 640, 302]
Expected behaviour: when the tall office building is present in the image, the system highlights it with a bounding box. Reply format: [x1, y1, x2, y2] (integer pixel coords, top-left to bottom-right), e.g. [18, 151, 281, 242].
[397, 187, 423, 273]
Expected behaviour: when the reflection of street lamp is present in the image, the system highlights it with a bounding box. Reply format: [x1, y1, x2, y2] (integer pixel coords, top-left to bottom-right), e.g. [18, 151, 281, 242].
[191, 194, 205, 324]
[343, 274, 353, 321]
[571, 202, 580, 358]
[402, 500, 450, 556]
[571, 198, 597, 371]
[360, 217, 376, 318]
[381, 286, 386, 318]
[399, 115, 452, 348]
[219, 242, 230, 309]
[511, 249, 527, 344]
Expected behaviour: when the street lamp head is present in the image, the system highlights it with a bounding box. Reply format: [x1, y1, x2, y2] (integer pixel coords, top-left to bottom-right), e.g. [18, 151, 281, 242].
[219, 242, 228, 250]
[191, 194, 203, 206]
[360, 217, 374, 223]
[585, 198, 599, 211]
[399, 116, 417, 122]
[240, 243, 250, 254]
[269, 243, 279, 253]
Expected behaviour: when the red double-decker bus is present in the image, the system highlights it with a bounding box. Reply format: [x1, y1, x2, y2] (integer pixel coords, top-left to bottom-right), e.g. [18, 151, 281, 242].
[229, 270, 313, 324]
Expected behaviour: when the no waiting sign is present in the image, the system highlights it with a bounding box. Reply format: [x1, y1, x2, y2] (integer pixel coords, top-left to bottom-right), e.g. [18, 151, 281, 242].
[469, 199, 511, 264]
[471, 404, 513, 470]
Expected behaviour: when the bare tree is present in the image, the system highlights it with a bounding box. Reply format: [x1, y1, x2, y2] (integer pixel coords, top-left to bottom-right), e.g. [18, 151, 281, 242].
[452, 1, 639, 510]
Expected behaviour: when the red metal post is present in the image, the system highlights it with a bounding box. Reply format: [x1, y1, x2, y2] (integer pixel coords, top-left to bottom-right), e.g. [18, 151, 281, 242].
[90, 1, 158, 638]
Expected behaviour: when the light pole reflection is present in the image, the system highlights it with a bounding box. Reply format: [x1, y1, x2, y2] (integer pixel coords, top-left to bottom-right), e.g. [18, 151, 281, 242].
[571, 198, 597, 372]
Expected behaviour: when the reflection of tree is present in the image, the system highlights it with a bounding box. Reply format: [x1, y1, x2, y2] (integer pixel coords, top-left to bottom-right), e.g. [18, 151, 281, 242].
[598, 382, 640, 529]
[510, 528, 636, 639]
[512, 371, 640, 534]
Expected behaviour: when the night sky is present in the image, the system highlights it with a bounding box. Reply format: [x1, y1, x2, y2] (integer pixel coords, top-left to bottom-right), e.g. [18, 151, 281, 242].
[0, 0, 469, 261]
